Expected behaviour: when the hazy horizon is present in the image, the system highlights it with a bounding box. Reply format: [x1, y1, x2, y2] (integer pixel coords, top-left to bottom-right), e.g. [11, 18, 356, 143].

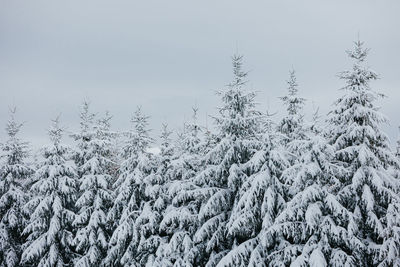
[1, 0, 399, 149]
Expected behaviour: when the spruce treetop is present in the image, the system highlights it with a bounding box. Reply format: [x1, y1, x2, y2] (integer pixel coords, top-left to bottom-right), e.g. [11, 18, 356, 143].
[214, 54, 261, 139]
[280, 70, 305, 117]
[2, 107, 29, 166]
[48, 116, 63, 146]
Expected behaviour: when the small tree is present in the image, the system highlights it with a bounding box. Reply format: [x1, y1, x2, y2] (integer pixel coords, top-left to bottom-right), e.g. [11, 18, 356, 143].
[71, 101, 96, 169]
[0, 108, 32, 267]
[155, 108, 204, 266]
[138, 124, 175, 266]
[21, 117, 78, 266]
[278, 70, 306, 145]
[73, 107, 115, 266]
[105, 107, 154, 266]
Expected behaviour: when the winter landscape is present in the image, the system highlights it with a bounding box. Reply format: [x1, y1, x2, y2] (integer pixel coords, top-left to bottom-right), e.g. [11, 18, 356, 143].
[1, 41, 400, 266]
[1, 1, 400, 267]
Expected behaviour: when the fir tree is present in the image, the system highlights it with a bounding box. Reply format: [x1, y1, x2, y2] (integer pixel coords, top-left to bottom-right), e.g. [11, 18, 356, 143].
[21, 117, 78, 266]
[379, 201, 400, 266]
[278, 70, 306, 145]
[191, 54, 263, 266]
[218, 112, 289, 267]
[105, 107, 154, 266]
[0, 108, 32, 267]
[71, 101, 95, 169]
[73, 106, 115, 266]
[139, 123, 175, 266]
[155, 108, 204, 266]
[327, 40, 400, 265]
[265, 129, 360, 266]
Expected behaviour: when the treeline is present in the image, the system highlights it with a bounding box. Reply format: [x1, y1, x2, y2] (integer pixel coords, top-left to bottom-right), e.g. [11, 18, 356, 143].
[1, 40, 400, 267]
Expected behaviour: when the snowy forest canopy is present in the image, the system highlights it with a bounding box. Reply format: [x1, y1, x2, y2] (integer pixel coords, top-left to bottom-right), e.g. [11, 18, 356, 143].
[1, 40, 400, 267]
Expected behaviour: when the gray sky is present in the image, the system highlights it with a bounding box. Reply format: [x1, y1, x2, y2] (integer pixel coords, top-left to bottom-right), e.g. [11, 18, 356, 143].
[1, 0, 400, 149]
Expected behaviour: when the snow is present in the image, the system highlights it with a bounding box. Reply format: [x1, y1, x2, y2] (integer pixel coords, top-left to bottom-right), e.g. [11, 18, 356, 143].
[1, 41, 400, 267]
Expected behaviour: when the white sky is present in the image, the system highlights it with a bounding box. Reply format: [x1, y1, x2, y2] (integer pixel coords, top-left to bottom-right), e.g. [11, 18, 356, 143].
[1, 0, 399, 148]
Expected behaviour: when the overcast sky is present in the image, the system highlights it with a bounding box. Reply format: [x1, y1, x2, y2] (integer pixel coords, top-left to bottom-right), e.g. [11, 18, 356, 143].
[1, 0, 399, 149]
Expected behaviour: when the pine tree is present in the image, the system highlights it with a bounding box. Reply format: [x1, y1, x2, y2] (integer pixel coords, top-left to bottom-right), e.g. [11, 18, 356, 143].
[21, 117, 78, 266]
[190, 54, 263, 266]
[72, 105, 115, 266]
[327, 40, 400, 265]
[0, 108, 32, 267]
[105, 107, 154, 266]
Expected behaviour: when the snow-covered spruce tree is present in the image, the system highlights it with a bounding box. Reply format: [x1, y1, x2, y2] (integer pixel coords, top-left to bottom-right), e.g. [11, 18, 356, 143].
[379, 200, 400, 267]
[71, 101, 95, 170]
[307, 107, 323, 136]
[278, 70, 306, 146]
[264, 127, 362, 266]
[72, 105, 116, 266]
[0, 108, 32, 267]
[327, 40, 400, 265]
[189, 54, 263, 266]
[98, 111, 119, 183]
[138, 123, 175, 266]
[154, 108, 205, 266]
[216, 111, 289, 267]
[105, 107, 154, 266]
[21, 117, 78, 266]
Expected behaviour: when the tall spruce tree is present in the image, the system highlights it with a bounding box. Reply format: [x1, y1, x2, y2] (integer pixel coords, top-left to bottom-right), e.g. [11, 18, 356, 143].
[327, 40, 400, 265]
[21, 117, 78, 266]
[190, 55, 262, 266]
[218, 112, 289, 267]
[0, 108, 32, 267]
[72, 105, 115, 266]
[105, 107, 154, 266]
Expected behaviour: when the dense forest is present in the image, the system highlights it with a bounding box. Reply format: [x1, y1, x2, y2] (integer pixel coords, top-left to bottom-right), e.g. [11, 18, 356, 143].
[1, 40, 400, 267]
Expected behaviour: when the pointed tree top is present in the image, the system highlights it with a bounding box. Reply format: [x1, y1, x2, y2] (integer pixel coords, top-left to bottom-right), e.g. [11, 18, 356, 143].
[131, 106, 151, 135]
[132, 106, 148, 123]
[160, 123, 173, 157]
[48, 116, 63, 146]
[161, 123, 172, 143]
[98, 111, 113, 131]
[79, 100, 95, 132]
[347, 39, 369, 63]
[6, 106, 23, 138]
[264, 109, 277, 134]
[230, 54, 248, 88]
[287, 69, 298, 96]
[280, 69, 305, 117]
[192, 106, 199, 122]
